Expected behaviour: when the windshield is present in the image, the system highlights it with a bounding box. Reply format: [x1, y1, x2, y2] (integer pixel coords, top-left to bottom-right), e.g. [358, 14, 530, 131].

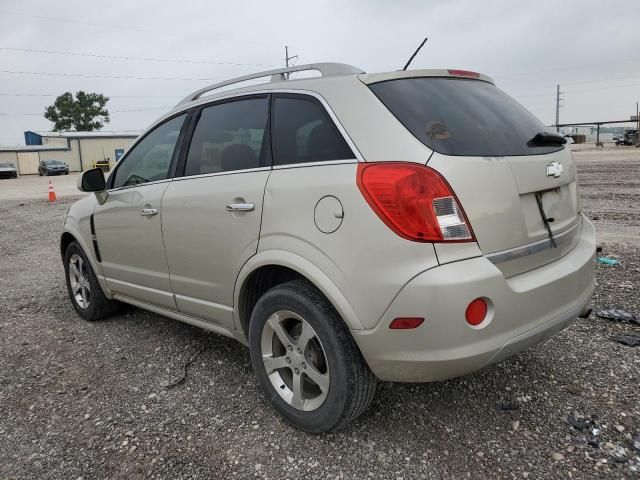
[368, 77, 563, 157]
[44, 160, 63, 165]
[0, 162, 13, 168]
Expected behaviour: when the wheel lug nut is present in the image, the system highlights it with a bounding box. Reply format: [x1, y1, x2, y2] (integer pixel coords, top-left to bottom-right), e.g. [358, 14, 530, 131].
[285, 357, 291, 363]
[294, 368, 300, 374]
[297, 348, 302, 354]
[301, 362, 306, 369]
[287, 345, 293, 351]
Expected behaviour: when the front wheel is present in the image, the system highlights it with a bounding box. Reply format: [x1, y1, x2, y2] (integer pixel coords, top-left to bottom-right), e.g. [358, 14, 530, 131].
[248, 280, 376, 433]
[64, 241, 120, 321]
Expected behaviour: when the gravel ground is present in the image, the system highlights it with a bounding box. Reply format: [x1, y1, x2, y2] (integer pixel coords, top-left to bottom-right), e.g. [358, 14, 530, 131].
[1, 152, 639, 479]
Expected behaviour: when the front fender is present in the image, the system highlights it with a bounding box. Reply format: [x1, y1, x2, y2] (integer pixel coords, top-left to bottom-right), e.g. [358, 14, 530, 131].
[62, 197, 112, 299]
[233, 249, 364, 332]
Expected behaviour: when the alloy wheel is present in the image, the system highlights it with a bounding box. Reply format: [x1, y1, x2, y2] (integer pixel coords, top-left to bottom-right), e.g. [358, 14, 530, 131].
[69, 253, 91, 309]
[260, 310, 330, 411]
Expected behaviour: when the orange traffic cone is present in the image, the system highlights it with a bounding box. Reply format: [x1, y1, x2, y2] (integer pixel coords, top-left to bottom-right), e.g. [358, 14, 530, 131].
[48, 179, 57, 202]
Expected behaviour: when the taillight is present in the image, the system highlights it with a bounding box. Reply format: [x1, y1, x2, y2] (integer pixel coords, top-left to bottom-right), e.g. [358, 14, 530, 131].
[356, 162, 474, 243]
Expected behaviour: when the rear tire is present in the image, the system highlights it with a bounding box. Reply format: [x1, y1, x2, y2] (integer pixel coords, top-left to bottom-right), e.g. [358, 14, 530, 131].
[248, 279, 376, 433]
[64, 241, 120, 321]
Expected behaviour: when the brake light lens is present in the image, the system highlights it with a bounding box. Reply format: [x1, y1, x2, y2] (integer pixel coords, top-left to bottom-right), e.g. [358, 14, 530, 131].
[356, 162, 474, 242]
[447, 69, 480, 79]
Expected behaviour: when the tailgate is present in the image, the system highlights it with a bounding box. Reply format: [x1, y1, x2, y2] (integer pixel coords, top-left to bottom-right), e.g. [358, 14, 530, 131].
[428, 148, 581, 277]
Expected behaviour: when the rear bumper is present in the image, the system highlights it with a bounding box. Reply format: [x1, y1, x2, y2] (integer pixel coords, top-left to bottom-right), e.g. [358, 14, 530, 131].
[352, 215, 596, 382]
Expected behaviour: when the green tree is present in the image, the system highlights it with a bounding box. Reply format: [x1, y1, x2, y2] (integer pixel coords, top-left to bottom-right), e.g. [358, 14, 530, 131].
[44, 91, 110, 131]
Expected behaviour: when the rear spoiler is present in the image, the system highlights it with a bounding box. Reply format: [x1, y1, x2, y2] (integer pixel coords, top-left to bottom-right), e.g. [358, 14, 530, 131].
[359, 69, 495, 86]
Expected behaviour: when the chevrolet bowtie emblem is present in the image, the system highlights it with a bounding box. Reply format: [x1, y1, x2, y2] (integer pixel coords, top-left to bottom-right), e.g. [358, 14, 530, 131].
[546, 161, 563, 178]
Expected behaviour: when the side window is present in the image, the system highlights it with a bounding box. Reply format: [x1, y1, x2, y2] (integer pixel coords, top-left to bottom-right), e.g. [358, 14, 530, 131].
[184, 97, 269, 176]
[112, 114, 186, 189]
[272, 96, 354, 166]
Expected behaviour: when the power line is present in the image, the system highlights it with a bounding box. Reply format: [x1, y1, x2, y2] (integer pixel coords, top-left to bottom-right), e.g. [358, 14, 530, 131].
[0, 10, 280, 48]
[0, 47, 280, 68]
[504, 75, 640, 98]
[0, 92, 182, 98]
[493, 57, 640, 79]
[508, 80, 640, 100]
[112, 106, 173, 113]
[0, 106, 172, 116]
[0, 69, 222, 82]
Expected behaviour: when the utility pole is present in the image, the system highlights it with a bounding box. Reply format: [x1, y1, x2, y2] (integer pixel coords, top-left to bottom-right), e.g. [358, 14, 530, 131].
[555, 84, 564, 132]
[284, 46, 298, 79]
[636, 100, 639, 146]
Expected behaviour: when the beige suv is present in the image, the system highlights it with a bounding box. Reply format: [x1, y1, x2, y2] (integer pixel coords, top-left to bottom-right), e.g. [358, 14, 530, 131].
[61, 63, 596, 432]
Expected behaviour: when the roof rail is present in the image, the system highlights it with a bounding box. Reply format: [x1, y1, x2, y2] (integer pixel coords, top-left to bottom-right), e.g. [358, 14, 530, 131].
[176, 62, 364, 106]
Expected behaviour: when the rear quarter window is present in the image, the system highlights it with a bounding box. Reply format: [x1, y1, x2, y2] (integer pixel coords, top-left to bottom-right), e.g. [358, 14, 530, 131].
[272, 95, 354, 165]
[369, 77, 563, 157]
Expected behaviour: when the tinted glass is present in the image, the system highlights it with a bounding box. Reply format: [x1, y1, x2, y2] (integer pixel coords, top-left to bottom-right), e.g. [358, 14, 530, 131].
[369, 78, 563, 157]
[0, 162, 12, 167]
[184, 97, 269, 176]
[272, 96, 353, 165]
[112, 114, 185, 188]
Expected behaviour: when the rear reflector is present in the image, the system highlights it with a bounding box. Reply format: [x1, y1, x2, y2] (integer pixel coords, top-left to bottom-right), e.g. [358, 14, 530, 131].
[465, 298, 488, 326]
[447, 69, 480, 79]
[357, 162, 474, 242]
[389, 317, 425, 329]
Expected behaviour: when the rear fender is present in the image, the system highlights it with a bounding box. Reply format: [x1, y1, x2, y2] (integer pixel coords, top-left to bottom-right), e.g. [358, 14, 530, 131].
[234, 250, 364, 333]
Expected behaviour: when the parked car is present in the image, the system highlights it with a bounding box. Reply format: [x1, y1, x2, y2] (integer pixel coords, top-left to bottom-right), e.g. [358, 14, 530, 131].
[39, 159, 69, 176]
[0, 161, 18, 179]
[61, 63, 596, 433]
[615, 129, 638, 146]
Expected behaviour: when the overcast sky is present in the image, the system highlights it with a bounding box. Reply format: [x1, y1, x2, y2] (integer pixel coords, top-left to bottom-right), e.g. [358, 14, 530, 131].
[1, 0, 639, 145]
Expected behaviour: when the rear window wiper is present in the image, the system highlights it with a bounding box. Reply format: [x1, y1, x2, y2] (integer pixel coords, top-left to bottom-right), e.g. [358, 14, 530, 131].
[535, 192, 557, 248]
[528, 132, 567, 146]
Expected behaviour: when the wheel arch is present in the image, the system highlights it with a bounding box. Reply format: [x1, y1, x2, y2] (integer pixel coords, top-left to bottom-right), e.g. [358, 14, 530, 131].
[234, 250, 364, 339]
[60, 231, 77, 259]
[60, 227, 112, 299]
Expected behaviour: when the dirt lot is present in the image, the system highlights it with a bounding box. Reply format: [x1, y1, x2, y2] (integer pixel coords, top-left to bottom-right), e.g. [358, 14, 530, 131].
[0, 172, 84, 201]
[1, 149, 639, 479]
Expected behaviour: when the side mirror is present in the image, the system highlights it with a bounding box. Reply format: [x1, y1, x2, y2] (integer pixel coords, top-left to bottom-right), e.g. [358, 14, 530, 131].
[78, 168, 108, 204]
[78, 168, 106, 192]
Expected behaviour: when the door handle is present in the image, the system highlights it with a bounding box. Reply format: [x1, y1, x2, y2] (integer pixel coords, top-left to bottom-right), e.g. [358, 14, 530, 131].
[139, 208, 158, 216]
[225, 203, 255, 212]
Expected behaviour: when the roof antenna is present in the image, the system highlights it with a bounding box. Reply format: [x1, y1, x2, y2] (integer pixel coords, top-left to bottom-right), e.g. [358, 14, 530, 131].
[403, 37, 428, 71]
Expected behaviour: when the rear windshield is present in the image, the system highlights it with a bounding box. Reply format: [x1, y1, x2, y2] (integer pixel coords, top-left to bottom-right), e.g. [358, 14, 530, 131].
[369, 77, 563, 157]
